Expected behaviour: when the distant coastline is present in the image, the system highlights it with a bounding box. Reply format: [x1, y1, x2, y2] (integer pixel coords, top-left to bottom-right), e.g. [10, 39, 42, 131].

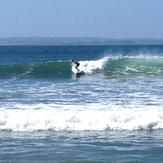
[0, 37, 163, 45]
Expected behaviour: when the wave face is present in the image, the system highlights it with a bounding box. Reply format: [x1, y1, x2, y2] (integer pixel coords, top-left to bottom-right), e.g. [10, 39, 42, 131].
[104, 56, 163, 77]
[1, 56, 163, 79]
[0, 58, 107, 79]
[0, 61, 72, 78]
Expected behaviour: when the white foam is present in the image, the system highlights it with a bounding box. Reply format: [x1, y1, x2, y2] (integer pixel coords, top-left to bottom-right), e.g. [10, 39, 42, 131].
[0, 103, 163, 131]
[76, 57, 108, 74]
[105, 54, 163, 59]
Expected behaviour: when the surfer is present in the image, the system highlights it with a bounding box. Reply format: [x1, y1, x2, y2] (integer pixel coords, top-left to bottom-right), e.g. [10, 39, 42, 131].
[71, 60, 80, 72]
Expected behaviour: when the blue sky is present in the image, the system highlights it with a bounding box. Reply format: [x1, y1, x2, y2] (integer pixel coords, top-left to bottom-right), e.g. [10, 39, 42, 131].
[0, 0, 163, 38]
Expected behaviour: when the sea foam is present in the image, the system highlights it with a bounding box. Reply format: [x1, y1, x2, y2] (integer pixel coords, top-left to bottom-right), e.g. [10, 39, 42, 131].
[0, 103, 163, 131]
[77, 57, 108, 73]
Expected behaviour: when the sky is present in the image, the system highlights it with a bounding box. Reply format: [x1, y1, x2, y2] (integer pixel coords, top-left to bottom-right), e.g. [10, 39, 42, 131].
[0, 0, 163, 39]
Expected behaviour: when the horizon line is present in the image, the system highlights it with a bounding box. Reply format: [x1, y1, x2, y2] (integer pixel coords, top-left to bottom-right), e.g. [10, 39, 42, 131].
[0, 36, 163, 40]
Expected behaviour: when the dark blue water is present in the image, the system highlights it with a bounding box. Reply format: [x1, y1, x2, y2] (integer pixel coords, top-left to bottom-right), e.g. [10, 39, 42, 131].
[0, 45, 163, 162]
[1, 45, 163, 64]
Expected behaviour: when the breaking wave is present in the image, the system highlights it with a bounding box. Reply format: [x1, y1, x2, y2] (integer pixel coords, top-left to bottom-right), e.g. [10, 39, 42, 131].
[1, 55, 163, 79]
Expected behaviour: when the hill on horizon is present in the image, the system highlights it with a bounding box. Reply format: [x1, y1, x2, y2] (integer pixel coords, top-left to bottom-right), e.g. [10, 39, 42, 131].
[0, 37, 163, 45]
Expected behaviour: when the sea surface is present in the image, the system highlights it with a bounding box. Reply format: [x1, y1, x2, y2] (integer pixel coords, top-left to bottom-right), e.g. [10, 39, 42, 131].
[1, 45, 163, 162]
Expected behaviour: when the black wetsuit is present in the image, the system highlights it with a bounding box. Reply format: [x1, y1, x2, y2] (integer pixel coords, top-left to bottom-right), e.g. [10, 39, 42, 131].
[73, 61, 80, 71]
[74, 61, 80, 67]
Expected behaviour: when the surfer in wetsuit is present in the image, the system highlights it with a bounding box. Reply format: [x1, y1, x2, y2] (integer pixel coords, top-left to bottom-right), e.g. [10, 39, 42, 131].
[71, 60, 80, 72]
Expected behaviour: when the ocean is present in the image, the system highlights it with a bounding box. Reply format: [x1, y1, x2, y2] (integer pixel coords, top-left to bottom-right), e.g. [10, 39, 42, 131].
[0, 45, 163, 162]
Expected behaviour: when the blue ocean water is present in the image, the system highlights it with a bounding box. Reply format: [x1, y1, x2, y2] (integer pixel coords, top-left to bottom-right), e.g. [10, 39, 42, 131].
[1, 45, 163, 162]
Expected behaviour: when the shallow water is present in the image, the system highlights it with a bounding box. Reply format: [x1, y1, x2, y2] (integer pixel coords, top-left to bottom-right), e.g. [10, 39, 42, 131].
[1, 130, 163, 162]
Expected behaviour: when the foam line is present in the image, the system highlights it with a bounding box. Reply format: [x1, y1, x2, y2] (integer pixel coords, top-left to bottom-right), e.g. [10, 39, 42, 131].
[0, 104, 163, 131]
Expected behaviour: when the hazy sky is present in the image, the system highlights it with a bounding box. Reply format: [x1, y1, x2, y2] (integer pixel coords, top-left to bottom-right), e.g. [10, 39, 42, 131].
[0, 0, 163, 38]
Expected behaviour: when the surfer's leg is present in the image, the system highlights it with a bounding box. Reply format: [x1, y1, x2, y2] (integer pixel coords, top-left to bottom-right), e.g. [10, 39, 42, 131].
[75, 65, 80, 72]
[76, 67, 79, 72]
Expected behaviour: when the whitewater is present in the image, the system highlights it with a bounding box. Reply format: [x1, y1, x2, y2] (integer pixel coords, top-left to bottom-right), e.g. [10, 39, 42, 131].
[1, 103, 163, 131]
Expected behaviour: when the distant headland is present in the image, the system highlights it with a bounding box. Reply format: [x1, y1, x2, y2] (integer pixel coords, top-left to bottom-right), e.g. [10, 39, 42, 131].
[0, 37, 163, 45]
